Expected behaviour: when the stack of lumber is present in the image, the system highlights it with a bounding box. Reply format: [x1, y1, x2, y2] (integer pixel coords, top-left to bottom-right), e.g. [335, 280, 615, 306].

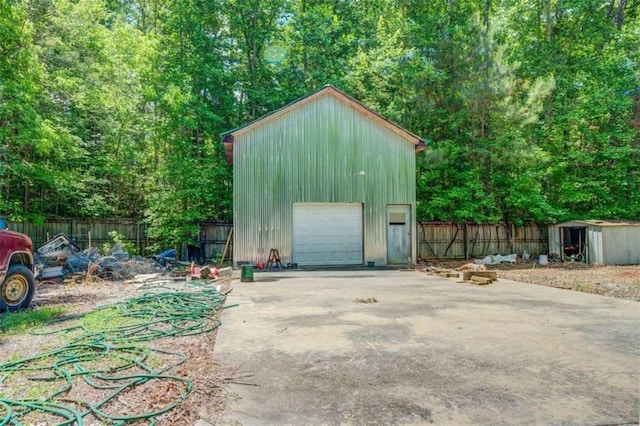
[420, 265, 498, 284]
[461, 270, 498, 285]
[432, 269, 460, 278]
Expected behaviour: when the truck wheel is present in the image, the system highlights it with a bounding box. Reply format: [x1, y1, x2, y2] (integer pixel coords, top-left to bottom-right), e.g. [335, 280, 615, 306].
[0, 264, 36, 312]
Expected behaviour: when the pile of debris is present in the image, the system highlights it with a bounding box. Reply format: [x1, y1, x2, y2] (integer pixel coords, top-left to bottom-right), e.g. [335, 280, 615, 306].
[35, 234, 166, 282]
[190, 264, 233, 280]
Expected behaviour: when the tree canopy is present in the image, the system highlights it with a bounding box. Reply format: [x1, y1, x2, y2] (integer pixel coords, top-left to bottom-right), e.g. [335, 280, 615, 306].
[1, 0, 638, 245]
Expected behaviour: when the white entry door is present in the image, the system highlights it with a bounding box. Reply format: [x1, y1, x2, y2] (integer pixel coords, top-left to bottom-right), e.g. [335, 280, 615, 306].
[293, 203, 363, 266]
[387, 205, 411, 264]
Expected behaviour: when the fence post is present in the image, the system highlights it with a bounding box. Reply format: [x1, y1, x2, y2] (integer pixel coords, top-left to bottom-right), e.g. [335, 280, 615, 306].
[463, 223, 468, 260]
[136, 221, 141, 255]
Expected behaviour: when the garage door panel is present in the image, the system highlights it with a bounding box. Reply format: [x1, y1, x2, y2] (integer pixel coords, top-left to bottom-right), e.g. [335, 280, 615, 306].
[293, 204, 363, 265]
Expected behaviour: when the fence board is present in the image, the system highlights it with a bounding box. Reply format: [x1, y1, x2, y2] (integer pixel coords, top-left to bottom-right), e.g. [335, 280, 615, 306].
[417, 222, 466, 259]
[513, 223, 548, 257]
[417, 222, 548, 260]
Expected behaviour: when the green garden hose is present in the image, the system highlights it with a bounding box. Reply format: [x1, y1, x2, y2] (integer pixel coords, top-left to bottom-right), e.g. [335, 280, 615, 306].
[0, 279, 230, 425]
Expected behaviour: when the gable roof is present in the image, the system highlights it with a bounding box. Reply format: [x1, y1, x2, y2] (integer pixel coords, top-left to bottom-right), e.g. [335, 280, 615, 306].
[221, 85, 427, 164]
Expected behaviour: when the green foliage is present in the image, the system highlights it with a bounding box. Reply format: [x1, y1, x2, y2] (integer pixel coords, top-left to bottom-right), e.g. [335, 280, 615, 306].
[103, 230, 138, 255]
[0, 0, 637, 226]
[501, 0, 640, 221]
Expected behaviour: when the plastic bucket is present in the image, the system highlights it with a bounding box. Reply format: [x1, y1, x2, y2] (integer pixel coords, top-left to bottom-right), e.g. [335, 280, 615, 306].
[539, 254, 548, 266]
[240, 265, 254, 282]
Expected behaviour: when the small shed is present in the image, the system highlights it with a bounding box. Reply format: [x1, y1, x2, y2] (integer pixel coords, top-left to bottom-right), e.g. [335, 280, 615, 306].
[222, 85, 426, 267]
[548, 220, 640, 265]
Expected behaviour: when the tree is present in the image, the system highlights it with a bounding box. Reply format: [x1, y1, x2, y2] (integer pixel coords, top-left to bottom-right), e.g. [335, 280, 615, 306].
[503, 0, 640, 220]
[143, 0, 234, 248]
[402, 1, 556, 223]
[0, 0, 49, 220]
[1, 0, 637, 228]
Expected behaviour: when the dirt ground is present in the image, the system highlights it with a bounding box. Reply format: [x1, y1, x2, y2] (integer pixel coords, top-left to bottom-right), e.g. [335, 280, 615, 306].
[425, 259, 640, 301]
[1, 278, 236, 425]
[1, 262, 638, 424]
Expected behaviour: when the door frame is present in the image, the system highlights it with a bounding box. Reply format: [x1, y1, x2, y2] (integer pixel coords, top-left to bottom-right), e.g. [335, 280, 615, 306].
[386, 204, 412, 265]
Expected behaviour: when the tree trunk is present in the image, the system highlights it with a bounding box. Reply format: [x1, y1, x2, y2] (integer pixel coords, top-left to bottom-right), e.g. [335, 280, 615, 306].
[614, 0, 627, 29]
[545, 0, 552, 41]
[23, 182, 28, 213]
[483, 0, 491, 32]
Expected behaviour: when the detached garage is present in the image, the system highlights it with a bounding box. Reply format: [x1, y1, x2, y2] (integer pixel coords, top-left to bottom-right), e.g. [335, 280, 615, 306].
[548, 220, 640, 265]
[222, 85, 426, 267]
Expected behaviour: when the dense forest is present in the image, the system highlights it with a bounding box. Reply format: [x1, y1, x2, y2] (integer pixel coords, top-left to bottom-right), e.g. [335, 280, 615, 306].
[1, 0, 638, 244]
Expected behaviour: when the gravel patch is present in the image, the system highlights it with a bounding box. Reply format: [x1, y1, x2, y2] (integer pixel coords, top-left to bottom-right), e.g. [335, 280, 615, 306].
[429, 260, 640, 302]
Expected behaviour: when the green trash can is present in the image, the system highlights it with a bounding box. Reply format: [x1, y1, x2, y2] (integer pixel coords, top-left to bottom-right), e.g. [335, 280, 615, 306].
[241, 265, 254, 282]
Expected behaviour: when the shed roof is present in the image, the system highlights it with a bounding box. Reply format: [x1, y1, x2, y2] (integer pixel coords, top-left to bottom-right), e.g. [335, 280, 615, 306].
[553, 220, 640, 228]
[221, 85, 427, 164]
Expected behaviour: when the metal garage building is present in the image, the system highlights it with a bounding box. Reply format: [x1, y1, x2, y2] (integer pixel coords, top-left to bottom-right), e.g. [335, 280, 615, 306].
[222, 85, 426, 267]
[548, 220, 640, 265]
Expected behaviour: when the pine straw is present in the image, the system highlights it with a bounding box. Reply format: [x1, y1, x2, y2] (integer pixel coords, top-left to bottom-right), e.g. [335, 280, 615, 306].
[2, 279, 239, 425]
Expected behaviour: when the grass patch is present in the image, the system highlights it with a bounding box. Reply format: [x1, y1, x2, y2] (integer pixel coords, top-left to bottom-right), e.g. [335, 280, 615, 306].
[77, 306, 141, 333]
[0, 307, 67, 336]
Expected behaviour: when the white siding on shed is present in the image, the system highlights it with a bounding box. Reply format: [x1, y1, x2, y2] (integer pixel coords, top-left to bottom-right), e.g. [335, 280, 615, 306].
[292, 203, 363, 265]
[602, 226, 640, 265]
[587, 226, 603, 265]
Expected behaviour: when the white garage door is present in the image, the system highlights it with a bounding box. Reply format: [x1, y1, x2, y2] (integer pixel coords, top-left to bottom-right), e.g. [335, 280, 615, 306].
[293, 203, 363, 266]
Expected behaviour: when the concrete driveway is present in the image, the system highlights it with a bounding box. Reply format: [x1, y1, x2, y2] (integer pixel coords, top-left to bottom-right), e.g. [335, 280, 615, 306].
[213, 270, 639, 425]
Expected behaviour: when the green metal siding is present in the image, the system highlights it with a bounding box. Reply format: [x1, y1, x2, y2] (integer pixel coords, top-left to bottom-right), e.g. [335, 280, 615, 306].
[233, 93, 416, 266]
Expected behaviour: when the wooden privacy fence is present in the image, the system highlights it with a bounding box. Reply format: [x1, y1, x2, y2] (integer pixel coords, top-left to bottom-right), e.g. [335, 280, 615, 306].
[418, 222, 548, 260]
[8, 219, 547, 262]
[8, 219, 233, 262]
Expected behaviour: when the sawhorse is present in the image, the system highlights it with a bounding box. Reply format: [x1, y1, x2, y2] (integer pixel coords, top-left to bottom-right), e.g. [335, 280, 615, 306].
[267, 248, 282, 269]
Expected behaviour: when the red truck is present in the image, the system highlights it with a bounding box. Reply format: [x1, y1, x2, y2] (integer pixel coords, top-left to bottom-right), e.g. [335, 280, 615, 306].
[0, 218, 36, 311]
